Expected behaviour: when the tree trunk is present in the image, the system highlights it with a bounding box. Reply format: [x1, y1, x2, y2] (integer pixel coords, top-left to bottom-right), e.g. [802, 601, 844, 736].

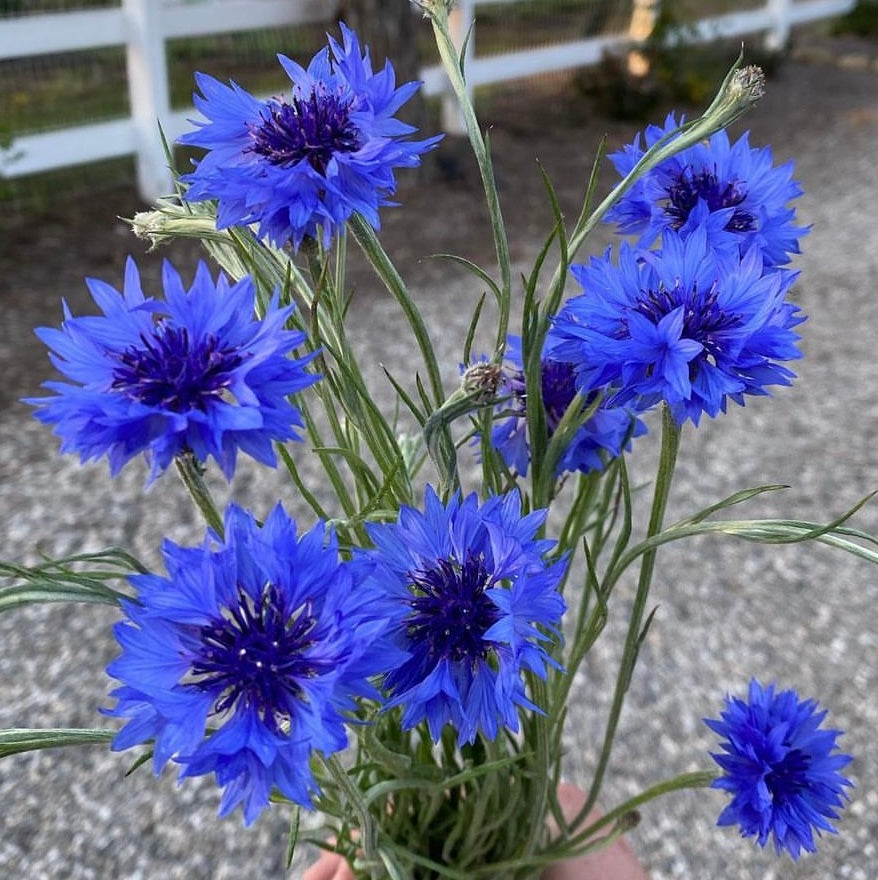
[336, 0, 430, 137]
[336, 0, 421, 85]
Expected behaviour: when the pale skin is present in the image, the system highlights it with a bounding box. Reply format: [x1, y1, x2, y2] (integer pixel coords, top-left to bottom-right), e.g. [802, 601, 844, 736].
[302, 783, 650, 880]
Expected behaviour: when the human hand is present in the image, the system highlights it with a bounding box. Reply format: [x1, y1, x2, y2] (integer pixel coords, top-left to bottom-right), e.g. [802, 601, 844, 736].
[302, 783, 649, 880]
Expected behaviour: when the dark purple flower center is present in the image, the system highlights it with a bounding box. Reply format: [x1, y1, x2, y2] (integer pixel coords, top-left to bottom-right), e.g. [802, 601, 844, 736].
[189, 583, 320, 734]
[764, 748, 812, 806]
[406, 555, 500, 664]
[506, 359, 578, 434]
[112, 325, 244, 412]
[541, 360, 578, 433]
[633, 282, 740, 359]
[250, 89, 361, 174]
[665, 168, 756, 233]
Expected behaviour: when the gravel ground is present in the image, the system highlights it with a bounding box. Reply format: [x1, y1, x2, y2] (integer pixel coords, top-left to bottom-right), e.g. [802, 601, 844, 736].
[1, 29, 877, 880]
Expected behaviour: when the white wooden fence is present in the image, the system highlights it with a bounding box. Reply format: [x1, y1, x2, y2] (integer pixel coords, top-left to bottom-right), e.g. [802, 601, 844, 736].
[0, 0, 857, 201]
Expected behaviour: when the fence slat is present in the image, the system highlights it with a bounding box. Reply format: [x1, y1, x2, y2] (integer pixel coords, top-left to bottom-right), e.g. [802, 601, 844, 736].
[0, 121, 136, 177]
[0, 9, 126, 59]
[162, 0, 337, 40]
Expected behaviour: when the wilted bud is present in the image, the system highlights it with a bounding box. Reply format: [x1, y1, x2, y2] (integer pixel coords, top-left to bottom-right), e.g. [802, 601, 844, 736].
[699, 56, 766, 132]
[128, 198, 222, 249]
[728, 64, 766, 108]
[462, 361, 504, 404]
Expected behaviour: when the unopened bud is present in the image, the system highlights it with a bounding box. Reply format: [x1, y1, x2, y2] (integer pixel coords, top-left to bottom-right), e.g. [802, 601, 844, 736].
[462, 361, 503, 404]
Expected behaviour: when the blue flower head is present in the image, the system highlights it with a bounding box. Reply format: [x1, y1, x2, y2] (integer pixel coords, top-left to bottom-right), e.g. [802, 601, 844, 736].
[705, 679, 853, 859]
[548, 226, 805, 425]
[606, 113, 808, 267]
[362, 487, 567, 745]
[178, 22, 442, 249]
[105, 503, 402, 824]
[490, 335, 646, 477]
[27, 257, 317, 482]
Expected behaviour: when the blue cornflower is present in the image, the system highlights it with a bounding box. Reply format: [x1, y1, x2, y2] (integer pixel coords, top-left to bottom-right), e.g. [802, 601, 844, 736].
[606, 113, 807, 267]
[105, 503, 401, 824]
[489, 336, 646, 477]
[362, 487, 567, 745]
[178, 22, 441, 249]
[705, 679, 853, 859]
[547, 226, 804, 425]
[27, 257, 317, 481]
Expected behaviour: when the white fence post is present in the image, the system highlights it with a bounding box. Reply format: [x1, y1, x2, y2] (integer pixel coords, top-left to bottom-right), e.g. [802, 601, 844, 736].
[124, 0, 174, 201]
[764, 0, 793, 50]
[441, 0, 475, 135]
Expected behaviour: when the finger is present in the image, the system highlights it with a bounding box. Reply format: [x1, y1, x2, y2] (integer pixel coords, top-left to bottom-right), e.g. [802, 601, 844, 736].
[543, 784, 651, 880]
[301, 851, 354, 880]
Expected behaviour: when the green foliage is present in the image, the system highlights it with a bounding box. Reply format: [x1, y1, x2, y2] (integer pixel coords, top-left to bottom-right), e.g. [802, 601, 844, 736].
[833, 0, 878, 37]
[578, 2, 784, 121]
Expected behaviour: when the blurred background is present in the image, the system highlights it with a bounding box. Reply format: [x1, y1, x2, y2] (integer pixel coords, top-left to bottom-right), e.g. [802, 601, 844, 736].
[2, 0, 873, 218]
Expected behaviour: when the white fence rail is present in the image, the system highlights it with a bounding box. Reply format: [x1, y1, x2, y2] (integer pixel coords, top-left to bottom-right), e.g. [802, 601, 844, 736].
[0, 0, 857, 201]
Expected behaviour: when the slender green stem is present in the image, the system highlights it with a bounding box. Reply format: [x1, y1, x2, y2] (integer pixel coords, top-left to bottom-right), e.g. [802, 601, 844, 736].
[349, 213, 445, 408]
[174, 454, 224, 537]
[580, 406, 681, 822]
[426, 5, 512, 358]
[522, 678, 552, 857]
[323, 755, 381, 879]
[541, 54, 762, 323]
[544, 771, 716, 860]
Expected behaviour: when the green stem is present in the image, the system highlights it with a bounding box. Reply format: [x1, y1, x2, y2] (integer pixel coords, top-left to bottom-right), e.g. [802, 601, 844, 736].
[174, 454, 225, 537]
[541, 54, 762, 322]
[544, 771, 716, 861]
[426, 4, 512, 358]
[323, 755, 381, 879]
[580, 405, 681, 822]
[349, 213, 445, 408]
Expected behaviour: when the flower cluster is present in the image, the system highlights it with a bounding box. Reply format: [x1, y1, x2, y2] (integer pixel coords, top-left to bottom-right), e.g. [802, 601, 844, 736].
[545, 115, 807, 428]
[361, 487, 566, 744]
[605, 112, 807, 267]
[105, 489, 566, 821]
[14, 17, 860, 873]
[179, 22, 441, 249]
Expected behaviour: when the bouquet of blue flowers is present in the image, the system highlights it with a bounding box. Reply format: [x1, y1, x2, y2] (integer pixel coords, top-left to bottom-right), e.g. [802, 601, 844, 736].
[2, 3, 870, 877]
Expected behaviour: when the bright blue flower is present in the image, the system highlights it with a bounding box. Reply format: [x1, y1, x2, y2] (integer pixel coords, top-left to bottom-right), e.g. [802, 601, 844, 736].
[27, 257, 317, 481]
[104, 503, 401, 824]
[606, 112, 807, 267]
[178, 22, 441, 249]
[362, 487, 566, 745]
[547, 226, 804, 425]
[489, 335, 646, 477]
[705, 679, 853, 859]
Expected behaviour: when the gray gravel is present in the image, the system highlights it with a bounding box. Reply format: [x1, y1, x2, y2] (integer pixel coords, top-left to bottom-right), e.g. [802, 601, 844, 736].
[2, 40, 878, 880]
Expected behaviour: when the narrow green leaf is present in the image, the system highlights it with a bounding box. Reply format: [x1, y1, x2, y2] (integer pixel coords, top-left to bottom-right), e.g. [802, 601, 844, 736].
[376, 846, 414, 880]
[285, 807, 301, 870]
[0, 728, 115, 759]
[0, 584, 124, 612]
[429, 253, 502, 305]
[671, 484, 790, 528]
[463, 292, 488, 366]
[381, 366, 426, 425]
[124, 751, 153, 777]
